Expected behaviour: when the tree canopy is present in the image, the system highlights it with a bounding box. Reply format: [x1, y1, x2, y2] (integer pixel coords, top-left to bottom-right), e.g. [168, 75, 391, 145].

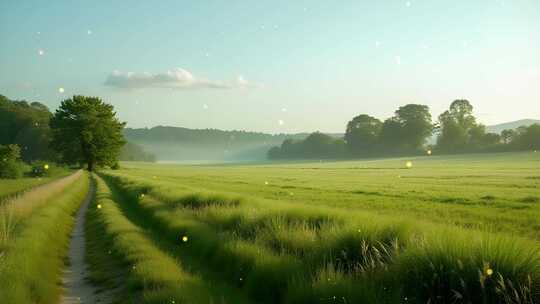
[344, 114, 382, 155]
[436, 100, 500, 153]
[50, 96, 126, 171]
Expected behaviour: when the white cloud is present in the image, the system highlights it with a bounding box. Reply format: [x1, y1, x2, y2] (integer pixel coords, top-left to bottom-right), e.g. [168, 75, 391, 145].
[104, 68, 261, 90]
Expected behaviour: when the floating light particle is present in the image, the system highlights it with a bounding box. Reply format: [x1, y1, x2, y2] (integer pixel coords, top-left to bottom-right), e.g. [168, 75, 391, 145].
[43, 164, 49, 170]
[278, 120, 284, 126]
[281, 108, 287, 112]
[34, 122, 39, 127]
[406, 1, 411, 7]
[427, 149, 432, 156]
[486, 268, 493, 276]
[87, 29, 92, 35]
[182, 236, 188, 242]
[203, 104, 209, 110]
[405, 161, 413, 168]
[152, 175, 157, 179]
[375, 41, 381, 48]
[395, 56, 401, 65]
[140, 193, 145, 198]
[289, 192, 294, 196]
[264, 181, 269, 185]
[97, 204, 102, 209]
[239, 277, 243, 281]
[58, 87, 65, 93]
[38, 49, 45, 56]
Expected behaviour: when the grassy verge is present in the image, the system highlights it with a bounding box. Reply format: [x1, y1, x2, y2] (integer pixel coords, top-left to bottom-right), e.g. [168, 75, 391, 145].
[0, 171, 88, 303]
[0, 167, 71, 204]
[86, 174, 250, 303]
[102, 171, 540, 303]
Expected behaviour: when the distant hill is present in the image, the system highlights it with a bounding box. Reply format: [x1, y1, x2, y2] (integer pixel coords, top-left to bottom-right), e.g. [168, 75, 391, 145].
[486, 119, 540, 134]
[124, 126, 309, 161]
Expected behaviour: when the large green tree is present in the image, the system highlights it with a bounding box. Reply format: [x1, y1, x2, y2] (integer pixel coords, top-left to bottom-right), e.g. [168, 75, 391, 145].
[50, 95, 126, 171]
[344, 114, 382, 155]
[379, 104, 433, 153]
[436, 99, 501, 153]
[394, 104, 434, 151]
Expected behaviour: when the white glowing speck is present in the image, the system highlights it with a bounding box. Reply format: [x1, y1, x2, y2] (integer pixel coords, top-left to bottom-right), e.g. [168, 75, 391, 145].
[37, 31, 41, 35]
[281, 108, 287, 112]
[375, 41, 381, 48]
[58, 87, 65, 93]
[395, 56, 401, 65]
[38, 49, 45, 56]
[264, 181, 269, 185]
[87, 29, 92, 35]
[203, 104, 209, 110]
[278, 120, 284, 126]
[406, 1, 411, 7]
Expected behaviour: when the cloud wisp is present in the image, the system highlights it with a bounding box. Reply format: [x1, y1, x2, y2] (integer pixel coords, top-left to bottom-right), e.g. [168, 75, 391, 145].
[104, 68, 261, 90]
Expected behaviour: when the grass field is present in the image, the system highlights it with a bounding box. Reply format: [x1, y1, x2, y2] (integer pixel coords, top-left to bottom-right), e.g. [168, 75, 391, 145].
[83, 152, 540, 303]
[0, 171, 88, 303]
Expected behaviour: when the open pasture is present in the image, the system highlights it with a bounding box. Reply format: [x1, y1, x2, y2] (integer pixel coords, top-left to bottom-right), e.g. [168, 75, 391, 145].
[85, 152, 540, 303]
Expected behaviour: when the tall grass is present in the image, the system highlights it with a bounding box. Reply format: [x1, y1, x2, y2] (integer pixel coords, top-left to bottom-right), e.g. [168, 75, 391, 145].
[0, 171, 88, 303]
[86, 174, 250, 303]
[102, 171, 540, 303]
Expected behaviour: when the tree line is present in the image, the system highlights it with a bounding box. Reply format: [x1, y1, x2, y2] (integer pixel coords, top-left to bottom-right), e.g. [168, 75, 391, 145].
[268, 99, 540, 159]
[1, 94, 151, 178]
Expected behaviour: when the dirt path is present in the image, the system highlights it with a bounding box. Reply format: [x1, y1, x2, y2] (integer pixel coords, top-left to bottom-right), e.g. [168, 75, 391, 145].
[60, 181, 113, 304]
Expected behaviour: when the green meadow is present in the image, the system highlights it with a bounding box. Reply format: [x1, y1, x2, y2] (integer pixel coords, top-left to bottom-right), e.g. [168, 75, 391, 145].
[82, 152, 540, 303]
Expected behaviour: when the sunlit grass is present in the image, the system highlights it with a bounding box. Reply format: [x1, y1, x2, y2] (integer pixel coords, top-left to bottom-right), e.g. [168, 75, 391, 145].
[100, 152, 540, 303]
[0, 171, 88, 303]
[86, 174, 250, 303]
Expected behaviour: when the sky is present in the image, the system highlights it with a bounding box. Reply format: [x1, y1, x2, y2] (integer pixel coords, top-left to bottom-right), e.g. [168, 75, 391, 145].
[1, 0, 539, 133]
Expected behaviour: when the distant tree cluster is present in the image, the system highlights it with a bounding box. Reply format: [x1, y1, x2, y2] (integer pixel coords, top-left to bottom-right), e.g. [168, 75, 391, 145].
[269, 104, 434, 159]
[268, 132, 346, 159]
[268, 100, 540, 159]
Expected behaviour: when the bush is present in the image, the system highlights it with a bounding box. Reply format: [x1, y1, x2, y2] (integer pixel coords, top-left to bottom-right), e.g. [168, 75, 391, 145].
[0, 159, 25, 179]
[0, 144, 25, 179]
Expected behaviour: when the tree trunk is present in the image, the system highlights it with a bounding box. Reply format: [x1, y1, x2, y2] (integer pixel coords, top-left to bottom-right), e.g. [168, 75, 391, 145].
[87, 160, 94, 171]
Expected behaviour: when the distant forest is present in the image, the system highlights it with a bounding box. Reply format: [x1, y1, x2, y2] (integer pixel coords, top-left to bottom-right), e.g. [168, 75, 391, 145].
[124, 127, 309, 161]
[0, 94, 154, 163]
[268, 100, 540, 159]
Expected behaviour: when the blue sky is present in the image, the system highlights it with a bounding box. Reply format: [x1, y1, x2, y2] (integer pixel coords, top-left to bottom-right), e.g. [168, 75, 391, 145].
[1, 0, 539, 133]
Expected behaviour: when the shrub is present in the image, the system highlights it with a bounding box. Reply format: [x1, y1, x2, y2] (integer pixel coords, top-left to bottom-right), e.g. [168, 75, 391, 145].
[0, 144, 25, 179]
